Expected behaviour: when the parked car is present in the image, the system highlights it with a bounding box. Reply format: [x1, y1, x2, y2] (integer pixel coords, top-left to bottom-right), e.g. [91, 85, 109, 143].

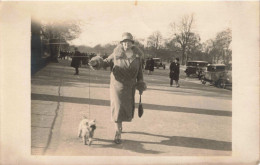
[153, 58, 166, 69]
[220, 70, 232, 89]
[184, 61, 208, 78]
[201, 64, 232, 89]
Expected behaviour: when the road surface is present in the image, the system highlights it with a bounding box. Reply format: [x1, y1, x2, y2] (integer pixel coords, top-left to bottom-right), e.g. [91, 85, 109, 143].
[31, 59, 232, 156]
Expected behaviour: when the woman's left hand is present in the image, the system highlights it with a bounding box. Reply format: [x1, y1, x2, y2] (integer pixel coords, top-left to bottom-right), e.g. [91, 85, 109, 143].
[136, 81, 147, 95]
[139, 90, 143, 95]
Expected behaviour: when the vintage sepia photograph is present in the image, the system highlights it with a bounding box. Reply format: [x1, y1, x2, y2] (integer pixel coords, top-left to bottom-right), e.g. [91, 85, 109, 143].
[0, 1, 259, 165]
[31, 1, 232, 156]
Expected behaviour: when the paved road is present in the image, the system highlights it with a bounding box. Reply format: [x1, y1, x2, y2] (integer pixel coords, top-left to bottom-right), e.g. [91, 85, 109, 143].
[31, 59, 232, 156]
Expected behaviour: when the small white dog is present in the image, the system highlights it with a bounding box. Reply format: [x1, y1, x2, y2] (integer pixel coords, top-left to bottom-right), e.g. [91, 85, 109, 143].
[78, 117, 96, 145]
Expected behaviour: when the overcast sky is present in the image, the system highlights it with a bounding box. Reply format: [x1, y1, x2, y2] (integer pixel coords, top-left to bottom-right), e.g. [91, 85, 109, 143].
[33, 2, 232, 47]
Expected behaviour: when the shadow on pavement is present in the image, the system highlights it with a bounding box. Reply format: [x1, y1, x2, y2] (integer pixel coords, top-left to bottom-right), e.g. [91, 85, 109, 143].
[32, 69, 111, 87]
[93, 131, 231, 155]
[93, 138, 163, 154]
[31, 93, 232, 117]
[147, 80, 231, 94]
[125, 131, 231, 151]
[148, 87, 231, 100]
[31, 93, 110, 106]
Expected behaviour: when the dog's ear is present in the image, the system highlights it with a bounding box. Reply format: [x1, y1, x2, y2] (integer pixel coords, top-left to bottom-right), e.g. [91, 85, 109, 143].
[93, 119, 96, 122]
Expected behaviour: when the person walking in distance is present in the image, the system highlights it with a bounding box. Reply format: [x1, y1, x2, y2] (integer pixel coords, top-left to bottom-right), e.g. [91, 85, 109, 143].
[149, 58, 154, 75]
[71, 47, 82, 75]
[89, 32, 147, 144]
[169, 57, 180, 87]
[145, 58, 151, 75]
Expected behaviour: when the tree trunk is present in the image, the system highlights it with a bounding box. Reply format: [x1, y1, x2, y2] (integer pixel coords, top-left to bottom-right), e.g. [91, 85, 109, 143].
[49, 38, 60, 63]
[181, 50, 185, 65]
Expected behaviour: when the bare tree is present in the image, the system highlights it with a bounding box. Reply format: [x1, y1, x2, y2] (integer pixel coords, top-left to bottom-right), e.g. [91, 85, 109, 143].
[170, 14, 194, 65]
[214, 28, 232, 65]
[202, 39, 215, 63]
[41, 20, 82, 62]
[147, 31, 163, 50]
[41, 20, 82, 41]
[203, 28, 232, 64]
[186, 33, 201, 61]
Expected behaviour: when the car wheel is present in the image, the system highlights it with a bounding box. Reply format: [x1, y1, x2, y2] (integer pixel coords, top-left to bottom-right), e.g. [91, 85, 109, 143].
[214, 81, 219, 87]
[220, 80, 226, 89]
[201, 77, 206, 85]
[216, 80, 221, 88]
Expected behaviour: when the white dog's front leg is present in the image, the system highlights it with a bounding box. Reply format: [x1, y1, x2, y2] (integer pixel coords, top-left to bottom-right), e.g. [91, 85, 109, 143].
[78, 128, 82, 138]
[83, 135, 87, 145]
[88, 138, 92, 146]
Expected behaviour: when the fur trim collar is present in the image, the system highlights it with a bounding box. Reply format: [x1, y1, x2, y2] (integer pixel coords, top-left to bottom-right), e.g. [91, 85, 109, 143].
[113, 44, 144, 59]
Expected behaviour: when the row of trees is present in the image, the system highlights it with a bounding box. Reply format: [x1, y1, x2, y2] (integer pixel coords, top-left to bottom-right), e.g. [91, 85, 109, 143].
[145, 14, 232, 65]
[39, 14, 231, 66]
[76, 14, 231, 66]
[39, 19, 82, 62]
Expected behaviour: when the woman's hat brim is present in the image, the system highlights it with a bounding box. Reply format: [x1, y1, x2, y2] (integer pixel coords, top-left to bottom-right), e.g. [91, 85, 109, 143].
[120, 39, 134, 43]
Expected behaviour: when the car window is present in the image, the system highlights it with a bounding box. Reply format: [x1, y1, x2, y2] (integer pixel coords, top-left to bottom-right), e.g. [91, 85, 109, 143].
[188, 62, 196, 66]
[198, 63, 208, 67]
[216, 66, 226, 71]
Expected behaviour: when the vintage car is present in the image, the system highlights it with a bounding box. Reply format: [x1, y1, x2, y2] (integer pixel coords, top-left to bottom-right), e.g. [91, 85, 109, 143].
[201, 64, 232, 88]
[221, 70, 232, 89]
[153, 58, 166, 69]
[184, 61, 208, 78]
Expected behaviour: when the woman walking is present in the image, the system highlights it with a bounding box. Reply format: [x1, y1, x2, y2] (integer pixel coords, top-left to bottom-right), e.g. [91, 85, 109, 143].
[169, 58, 180, 87]
[89, 32, 146, 144]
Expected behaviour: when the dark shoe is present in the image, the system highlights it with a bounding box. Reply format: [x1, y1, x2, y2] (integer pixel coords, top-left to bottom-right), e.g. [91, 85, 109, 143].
[120, 127, 123, 133]
[114, 131, 121, 144]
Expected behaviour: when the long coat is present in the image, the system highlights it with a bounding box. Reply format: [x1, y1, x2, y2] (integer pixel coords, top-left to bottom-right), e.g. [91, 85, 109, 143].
[104, 44, 144, 122]
[149, 59, 154, 71]
[71, 51, 81, 68]
[169, 62, 180, 81]
[145, 59, 150, 70]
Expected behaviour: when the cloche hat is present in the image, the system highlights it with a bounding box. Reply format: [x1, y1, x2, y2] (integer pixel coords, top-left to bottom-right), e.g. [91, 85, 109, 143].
[120, 32, 134, 43]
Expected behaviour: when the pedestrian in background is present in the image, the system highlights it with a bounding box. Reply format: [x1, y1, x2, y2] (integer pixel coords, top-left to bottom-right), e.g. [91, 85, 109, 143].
[169, 57, 180, 87]
[71, 47, 82, 75]
[81, 53, 89, 65]
[141, 58, 145, 72]
[145, 58, 150, 75]
[148, 58, 154, 75]
[89, 32, 147, 144]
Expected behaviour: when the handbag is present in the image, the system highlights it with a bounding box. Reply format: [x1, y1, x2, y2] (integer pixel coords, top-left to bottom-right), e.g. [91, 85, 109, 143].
[138, 94, 143, 118]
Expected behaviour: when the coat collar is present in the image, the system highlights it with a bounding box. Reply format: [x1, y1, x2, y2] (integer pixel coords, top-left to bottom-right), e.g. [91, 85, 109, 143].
[113, 44, 144, 59]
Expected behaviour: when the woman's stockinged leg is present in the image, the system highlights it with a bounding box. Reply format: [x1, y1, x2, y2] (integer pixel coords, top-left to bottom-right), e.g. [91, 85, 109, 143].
[175, 80, 180, 87]
[115, 122, 122, 133]
[170, 78, 173, 86]
[114, 122, 122, 144]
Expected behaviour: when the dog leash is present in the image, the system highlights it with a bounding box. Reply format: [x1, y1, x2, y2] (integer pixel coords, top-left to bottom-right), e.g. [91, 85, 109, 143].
[88, 64, 91, 119]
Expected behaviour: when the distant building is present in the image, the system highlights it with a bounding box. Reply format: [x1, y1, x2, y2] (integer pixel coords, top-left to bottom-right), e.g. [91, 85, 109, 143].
[31, 18, 50, 75]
